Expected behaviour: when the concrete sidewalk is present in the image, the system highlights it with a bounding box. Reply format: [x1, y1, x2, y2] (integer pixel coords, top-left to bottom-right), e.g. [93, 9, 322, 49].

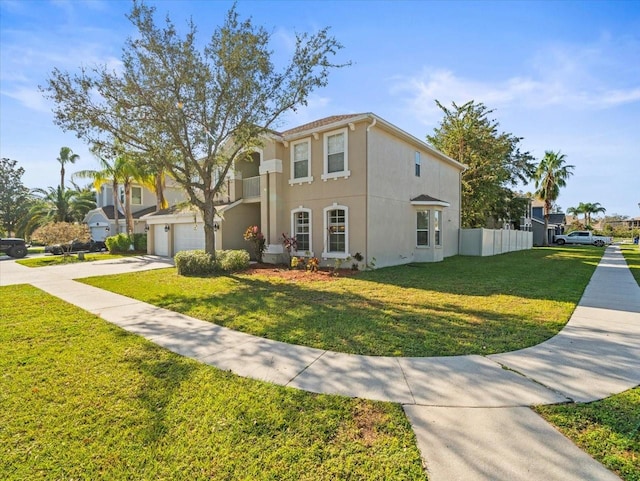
[1, 247, 638, 480]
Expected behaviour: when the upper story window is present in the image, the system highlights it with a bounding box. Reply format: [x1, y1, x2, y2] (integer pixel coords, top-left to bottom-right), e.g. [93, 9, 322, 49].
[289, 138, 313, 185]
[415, 151, 421, 177]
[131, 186, 142, 205]
[291, 208, 312, 254]
[417, 210, 429, 246]
[323, 204, 349, 258]
[322, 128, 350, 181]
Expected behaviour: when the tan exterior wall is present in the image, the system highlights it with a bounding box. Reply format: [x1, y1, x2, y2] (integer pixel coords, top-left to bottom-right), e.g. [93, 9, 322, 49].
[269, 121, 369, 266]
[366, 125, 462, 267]
[219, 203, 261, 253]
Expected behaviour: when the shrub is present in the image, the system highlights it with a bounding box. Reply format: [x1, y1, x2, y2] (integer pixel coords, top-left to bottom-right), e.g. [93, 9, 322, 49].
[132, 233, 147, 251]
[174, 249, 250, 276]
[105, 233, 132, 253]
[174, 250, 216, 276]
[243, 225, 266, 262]
[218, 249, 250, 273]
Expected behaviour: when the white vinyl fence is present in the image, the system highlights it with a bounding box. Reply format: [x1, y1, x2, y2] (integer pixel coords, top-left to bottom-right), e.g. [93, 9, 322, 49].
[460, 228, 533, 256]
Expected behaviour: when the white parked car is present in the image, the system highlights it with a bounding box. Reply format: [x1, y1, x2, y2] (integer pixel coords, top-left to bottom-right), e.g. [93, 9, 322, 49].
[554, 231, 612, 247]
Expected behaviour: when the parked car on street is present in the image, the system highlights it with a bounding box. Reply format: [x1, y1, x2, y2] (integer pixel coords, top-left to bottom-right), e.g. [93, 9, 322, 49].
[554, 231, 612, 247]
[45, 240, 107, 255]
[0, 238, 28, 258]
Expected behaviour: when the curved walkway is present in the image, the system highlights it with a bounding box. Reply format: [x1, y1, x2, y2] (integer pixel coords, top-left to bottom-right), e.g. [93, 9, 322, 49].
[2, 246, 639, 480]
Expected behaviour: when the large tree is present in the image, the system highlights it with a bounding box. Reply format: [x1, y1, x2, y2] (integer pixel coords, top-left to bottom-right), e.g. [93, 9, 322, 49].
[0, 158, 32, 237]
[42, 1, 348, 256]
[427, 101, 535, 228]
[533, 150, 575, 245]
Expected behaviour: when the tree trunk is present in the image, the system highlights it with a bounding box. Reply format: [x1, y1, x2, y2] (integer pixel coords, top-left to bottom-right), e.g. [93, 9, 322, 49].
[124, 181, 133, 234]
[112, 181, 120, 234]
[543, 200, 551, 246]
[202, 200, 217, 258]
[155, 173, 166, 211]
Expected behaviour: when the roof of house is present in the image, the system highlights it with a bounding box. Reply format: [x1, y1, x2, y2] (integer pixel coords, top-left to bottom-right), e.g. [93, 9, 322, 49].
[98, 205, 158, 220]
[279, 114, 366, 136]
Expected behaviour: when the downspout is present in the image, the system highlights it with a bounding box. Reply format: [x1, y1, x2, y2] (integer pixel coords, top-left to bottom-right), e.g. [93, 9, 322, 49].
[366, 117, 377, 267]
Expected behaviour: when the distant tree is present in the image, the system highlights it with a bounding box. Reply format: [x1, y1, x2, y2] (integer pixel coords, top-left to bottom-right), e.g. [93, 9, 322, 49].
[427, 100, 535, 227]
[0, 158, 32, 237]
[31, 221, 90, 255]
[42, 1, 348, 257]
[57, 147, 79, 191]
[566, 203, 587, 226]
[28, 186, 95, 230]
[582, 202, 606, 227]
[533, 151, 574, 246]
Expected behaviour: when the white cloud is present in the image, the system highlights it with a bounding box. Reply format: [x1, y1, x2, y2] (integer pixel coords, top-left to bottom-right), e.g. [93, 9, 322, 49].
[391, 36, 640, 127]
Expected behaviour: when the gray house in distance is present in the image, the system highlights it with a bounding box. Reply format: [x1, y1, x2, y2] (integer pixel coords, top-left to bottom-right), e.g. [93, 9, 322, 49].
[530, 200, 566, 246]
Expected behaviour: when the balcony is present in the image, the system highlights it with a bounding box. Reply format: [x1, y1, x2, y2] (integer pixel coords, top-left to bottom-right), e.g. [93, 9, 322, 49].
[243, 176, 260, 200]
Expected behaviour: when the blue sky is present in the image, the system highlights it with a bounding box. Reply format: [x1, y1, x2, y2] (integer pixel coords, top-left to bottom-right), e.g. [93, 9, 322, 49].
[1, 0, 639, 217]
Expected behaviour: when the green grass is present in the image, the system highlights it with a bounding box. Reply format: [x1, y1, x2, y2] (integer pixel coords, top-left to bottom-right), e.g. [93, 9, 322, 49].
[80, 246, 603, 357]
[0, 285, 426, 480]
[536, 387, 640, 481]
[620, 243, 640, 285]
[17, 252, 128, 267]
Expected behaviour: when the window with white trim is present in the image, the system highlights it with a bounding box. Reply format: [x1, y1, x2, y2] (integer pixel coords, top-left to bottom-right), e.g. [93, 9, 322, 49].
[289, 138, 313, 184]
[131, 186, 142, 205]
[434, 210, 442, 246]
[417, 210, 429, 246]
[415, 151, 421, 177]
[322, 128, 350, 180]
[323, 204, 349, 257]
[291, 208, 312, 254]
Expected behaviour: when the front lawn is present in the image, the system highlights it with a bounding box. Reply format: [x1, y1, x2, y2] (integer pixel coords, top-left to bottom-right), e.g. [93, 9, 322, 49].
[0, 285, 425, 480]
[17, 252, 127, 267]
[620, 243, 640, 285]
[80, 246, 603, 357]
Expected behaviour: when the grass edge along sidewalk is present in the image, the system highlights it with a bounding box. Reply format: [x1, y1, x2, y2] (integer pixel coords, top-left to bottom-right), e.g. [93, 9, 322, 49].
[0, 285, 426, 481]
[81, 246, 604, 357]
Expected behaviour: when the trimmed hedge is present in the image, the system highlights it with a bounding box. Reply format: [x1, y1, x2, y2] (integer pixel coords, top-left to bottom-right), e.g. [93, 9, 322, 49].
[174, 249, 250, 276]
[105, 233, 147, 253]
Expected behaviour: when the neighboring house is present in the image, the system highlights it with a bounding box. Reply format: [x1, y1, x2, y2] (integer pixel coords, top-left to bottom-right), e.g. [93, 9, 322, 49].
[526, 199, 566, 246]
[144, 113, 466, 268]
[83, 179, 186, 241]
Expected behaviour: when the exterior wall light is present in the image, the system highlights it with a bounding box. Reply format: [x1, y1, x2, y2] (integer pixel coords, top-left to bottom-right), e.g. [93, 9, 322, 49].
[164, 224, 170, 232]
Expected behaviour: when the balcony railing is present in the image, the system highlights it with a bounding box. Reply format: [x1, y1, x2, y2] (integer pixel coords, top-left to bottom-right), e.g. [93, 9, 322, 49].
[243, 176, 260, 199]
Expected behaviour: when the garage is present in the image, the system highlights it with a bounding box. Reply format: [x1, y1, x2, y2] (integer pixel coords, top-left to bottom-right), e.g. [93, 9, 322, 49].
[174, 223, 205, 254]
[154, 224, 170, 256]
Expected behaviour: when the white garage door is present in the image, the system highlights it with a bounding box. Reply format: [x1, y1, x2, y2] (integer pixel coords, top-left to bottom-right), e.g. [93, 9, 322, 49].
[174, 223, 205, 253]
[154, 224, 170, 256]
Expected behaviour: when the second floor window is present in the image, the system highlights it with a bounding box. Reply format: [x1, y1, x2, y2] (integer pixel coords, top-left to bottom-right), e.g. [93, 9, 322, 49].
[322, 128, 350, 180]
[415, 151, 421, 177]
[293, 140, 310, 179]
[131, 186, 142, 205]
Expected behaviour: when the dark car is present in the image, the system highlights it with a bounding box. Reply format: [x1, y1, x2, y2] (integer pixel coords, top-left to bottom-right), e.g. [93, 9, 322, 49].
[45, 240, 107, 255]
[0, 238, 28, 258]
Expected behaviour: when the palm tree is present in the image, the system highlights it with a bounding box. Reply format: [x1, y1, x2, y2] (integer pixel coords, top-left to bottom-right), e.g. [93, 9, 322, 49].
[567, 202, 587, 227]
[533, 151, 575, 246]
[57, 147, 80, 191]
[582, 202, 606, 228]
[74, 147, 147, 234]
[27, 186, 96, 232]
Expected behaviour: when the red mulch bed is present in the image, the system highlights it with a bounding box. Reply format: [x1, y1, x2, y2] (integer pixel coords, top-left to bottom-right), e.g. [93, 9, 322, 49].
[242, 263, 360, 282]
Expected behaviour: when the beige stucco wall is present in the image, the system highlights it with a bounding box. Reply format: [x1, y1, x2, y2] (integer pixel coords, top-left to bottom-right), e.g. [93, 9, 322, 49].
[219, 203, 261, 253]
[366, 125, 462, 267]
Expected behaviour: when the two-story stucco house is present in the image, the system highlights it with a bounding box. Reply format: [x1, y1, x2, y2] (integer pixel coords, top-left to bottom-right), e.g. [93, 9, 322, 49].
[143, 113, 465, 268]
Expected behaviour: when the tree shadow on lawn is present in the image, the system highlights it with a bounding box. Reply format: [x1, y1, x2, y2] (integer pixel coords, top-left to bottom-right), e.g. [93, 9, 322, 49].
[149, 274, 567, 357]
[355, 246, 604, 304]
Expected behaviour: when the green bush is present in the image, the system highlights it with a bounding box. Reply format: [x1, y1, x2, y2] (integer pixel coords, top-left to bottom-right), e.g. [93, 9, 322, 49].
[132, 233, 147, 251]
[218, 249, 250, 273]
[105, 233, 132, 253]
[174, 250, 216, 276]
[174, 249, 250, 276]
